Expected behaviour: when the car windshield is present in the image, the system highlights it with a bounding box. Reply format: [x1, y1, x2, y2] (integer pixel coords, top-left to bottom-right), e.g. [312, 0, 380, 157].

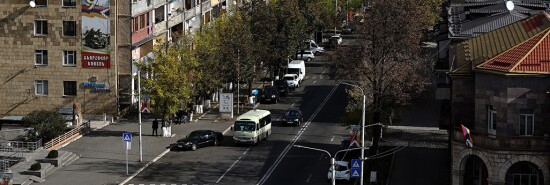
[283, 76, 295, 81]
[312, 43, 318, 47]
[288, 68, 300, 75]
[275, 80, 286, 85]
[286, 111, 300, 116]
[336, 164, 348, 171]
[265, 88, 277, 93]
[234, 121, 256, 131]
[187, 131, 202, 139]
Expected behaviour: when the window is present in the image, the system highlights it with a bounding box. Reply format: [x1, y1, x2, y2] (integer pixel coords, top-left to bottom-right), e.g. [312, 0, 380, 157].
[62, 0, 76, 7]
[63, 21, 76, 36]
[133, 17, 139, 32]
[35, 80, 48, 95]
[63, 81, 77, 96]
[519, 112, 534, 136]
[34, 20, 48, 35]
[35, 50, 48, 65]
[154, 6, 165, 24]
[63, 51, 76, 66]
[35, 0, 47, 7]
[487, 105, 497, 135]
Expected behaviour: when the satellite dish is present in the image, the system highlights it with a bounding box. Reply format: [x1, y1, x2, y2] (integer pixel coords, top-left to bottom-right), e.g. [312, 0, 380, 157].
[506, 1, 515, 11]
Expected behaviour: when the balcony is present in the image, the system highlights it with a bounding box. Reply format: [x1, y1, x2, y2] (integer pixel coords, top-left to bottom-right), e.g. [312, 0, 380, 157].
[453, 128, 550, 151]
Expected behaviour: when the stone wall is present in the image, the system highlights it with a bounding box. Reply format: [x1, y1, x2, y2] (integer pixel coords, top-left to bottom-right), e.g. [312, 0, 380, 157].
[452, 141, 550, 185]
[475, 73, 550, 137]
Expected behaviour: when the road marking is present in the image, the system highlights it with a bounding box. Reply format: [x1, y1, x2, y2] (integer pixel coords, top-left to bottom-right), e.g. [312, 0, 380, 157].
[257, 83, 340, 185]
[194, 104, 219, 122]
[330, 135, 335, 142]
[312, 76, 317, 79]
[216, 148, 250, 184]
[119, 148, 171, 185]
[321, 69, 327, 76]
[306, 174, 312, 183]
[290, 103, 295, 107]
[277, 117, 281, 121]
[313, 81, 317, 84]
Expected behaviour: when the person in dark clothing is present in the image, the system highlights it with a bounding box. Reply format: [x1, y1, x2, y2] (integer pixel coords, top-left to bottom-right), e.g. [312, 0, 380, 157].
[152, 118, 159, 136]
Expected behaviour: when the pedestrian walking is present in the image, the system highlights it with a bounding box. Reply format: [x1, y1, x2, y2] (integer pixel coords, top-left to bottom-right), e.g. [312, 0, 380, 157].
[152, 118, 159, 136]
[183, 114, 189, 124]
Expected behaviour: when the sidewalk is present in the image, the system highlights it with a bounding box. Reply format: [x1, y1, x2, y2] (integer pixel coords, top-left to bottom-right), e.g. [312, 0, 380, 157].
[35, 105, 234, 185]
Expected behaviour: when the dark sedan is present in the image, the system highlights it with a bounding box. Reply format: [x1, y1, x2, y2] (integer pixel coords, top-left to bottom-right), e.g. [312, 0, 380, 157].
[274, 80, 290, 96]
[169, 130, 224, 151]
[282, 109, 303, 126]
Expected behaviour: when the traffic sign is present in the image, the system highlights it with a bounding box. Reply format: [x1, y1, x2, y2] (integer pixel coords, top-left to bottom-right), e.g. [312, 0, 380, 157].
[123, 133, 132, 142]
[350, 168, 361, 178]
[351, 159, 361, 168]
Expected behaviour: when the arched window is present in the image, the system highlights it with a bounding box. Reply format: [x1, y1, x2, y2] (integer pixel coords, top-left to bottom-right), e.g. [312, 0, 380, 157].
[506, 161, 543, 185]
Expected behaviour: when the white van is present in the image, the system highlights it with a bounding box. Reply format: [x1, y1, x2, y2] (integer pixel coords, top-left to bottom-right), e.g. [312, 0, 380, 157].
[288, 60, 305, 83]
[233, 109, 272, 145]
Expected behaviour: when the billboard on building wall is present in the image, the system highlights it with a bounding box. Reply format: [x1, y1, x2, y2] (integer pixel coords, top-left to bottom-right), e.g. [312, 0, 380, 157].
[82, 0, 111, 68]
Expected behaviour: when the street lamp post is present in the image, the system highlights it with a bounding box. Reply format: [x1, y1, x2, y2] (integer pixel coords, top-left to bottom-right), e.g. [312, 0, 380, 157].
[293, 145, 366, 185]
[340, 82, 365, 185]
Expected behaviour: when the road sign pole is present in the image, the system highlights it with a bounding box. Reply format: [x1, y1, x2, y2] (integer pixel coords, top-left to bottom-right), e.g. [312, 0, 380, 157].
[125, 145, 128, 175]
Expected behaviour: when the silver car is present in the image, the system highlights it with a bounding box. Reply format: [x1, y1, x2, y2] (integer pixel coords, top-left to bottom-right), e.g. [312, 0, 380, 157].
[295, 50, 315, 62]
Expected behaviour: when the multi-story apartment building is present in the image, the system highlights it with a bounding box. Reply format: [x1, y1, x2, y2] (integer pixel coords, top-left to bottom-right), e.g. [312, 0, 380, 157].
[129, 0, 229, 110]
[450, 12, 550, 185]
[0, 0, 131, 119]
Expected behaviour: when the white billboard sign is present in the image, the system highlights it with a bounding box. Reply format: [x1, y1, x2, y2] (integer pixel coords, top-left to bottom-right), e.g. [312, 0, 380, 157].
[219, 93, 233, 113]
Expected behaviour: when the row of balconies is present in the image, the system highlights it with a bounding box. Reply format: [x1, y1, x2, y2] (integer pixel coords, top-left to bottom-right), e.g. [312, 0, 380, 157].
[134, 0, 224, 45]
[453, 128, 550, 151]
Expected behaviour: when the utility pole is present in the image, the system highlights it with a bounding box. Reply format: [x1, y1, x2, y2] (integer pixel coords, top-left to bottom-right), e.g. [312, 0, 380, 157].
[237, 49, 240, 114]
[138, 71, 143, 162]
[335, 0, 338, 34]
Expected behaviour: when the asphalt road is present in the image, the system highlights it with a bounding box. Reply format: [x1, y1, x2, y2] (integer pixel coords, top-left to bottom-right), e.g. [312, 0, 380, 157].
[126, 54, 354, 185]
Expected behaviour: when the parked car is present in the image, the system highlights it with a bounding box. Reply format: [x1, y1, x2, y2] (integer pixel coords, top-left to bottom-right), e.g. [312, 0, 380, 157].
[282, 109, 303, 126]
[261, 86, 279, 104]
[327, 160, 351, 182]
[331, 35, 343, 45]
[274, 80, 290, 96]
[295, 50, 315, 62]
[304, 40, 325, 55]
[283, 74, 299, 90]
[169, 130, 224, 151]
[342, 25, 353, 34]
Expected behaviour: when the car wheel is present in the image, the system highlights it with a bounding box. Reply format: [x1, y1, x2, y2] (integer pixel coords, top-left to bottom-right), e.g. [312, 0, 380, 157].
[307, 57, 312, 62]
[275, 98, 278, 104]
[315, 51, 320, 55]
[296, 121, 300, 127]
[214, 139, 219, 146]
[264, 133, 268, 141]
[191, 144, 197, 151]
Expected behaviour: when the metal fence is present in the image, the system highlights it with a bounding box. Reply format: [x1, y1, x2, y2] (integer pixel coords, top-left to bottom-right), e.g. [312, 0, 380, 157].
[44, 121, 91, 150]
[6, 138, 42, 152]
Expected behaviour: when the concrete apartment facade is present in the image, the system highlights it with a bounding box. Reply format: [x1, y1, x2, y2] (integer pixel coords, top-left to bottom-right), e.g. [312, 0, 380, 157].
[0, 0, 131, 118]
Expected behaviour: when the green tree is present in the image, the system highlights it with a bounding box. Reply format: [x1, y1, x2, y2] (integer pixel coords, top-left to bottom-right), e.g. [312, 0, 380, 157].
[138, 35, 199, 121]
[269, 0, 309, 78]
[22, 110, 67, 142]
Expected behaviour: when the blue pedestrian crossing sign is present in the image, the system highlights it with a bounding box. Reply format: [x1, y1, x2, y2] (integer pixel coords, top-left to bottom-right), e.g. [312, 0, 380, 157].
[350, 168, 361, 178]
[350, 159, 361, 179]
[351, 159, 361, 168]
[122, 133, 132, 142]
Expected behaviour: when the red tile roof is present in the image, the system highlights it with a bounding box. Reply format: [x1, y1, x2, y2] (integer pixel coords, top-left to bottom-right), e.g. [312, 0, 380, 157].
[478, 29, 550, 74]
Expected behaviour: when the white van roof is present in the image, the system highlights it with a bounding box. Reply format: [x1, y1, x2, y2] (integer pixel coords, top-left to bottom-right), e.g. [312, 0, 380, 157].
[289, 60, 304, 65]
[236, 109, 271, 122]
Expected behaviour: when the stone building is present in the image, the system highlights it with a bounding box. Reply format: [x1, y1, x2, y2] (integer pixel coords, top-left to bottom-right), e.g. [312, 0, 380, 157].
[0, 0, 131, 118]
[450, 13, 550, 185]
